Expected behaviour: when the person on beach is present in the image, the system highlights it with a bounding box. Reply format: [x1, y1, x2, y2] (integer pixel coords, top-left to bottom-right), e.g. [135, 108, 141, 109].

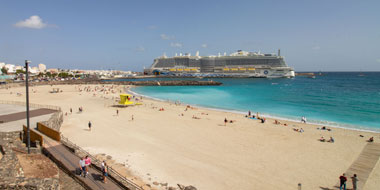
[368, 137, 374, 142]
[248, 110, 251, 117]
[339, 173, 347, 190]
[328, 137, 335, 143]
[116, 109, 119, 116]
[103, 162, 108, 183]
[70, 108, 72, 114]
[301, 116, 307, 123]
[224, 118, 228, 126]
[88, 121, 92, 131]
[101, 160, 105, 179]
[85, 155, 91, 175]
[79, 157, 86, 177]
[351, 174, 358, 190]
[132, 115, 134, 121]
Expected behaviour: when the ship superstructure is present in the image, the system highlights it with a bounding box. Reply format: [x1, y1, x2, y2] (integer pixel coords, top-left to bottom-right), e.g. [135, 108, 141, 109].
[145, 50, 295, 78]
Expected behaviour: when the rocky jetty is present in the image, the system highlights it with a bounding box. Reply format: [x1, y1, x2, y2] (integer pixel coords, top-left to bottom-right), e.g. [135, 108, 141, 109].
[63, 79, 222, 86]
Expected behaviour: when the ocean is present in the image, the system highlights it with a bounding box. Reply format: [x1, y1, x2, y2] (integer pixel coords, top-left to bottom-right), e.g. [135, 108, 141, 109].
[123, 72, 380, 132]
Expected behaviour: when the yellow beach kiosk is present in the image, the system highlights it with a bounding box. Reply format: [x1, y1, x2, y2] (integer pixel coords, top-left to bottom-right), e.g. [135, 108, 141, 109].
[118, 94, 142, 106]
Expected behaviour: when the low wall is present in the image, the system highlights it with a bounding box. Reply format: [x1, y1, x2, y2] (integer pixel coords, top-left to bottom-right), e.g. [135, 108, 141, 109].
[40, 111, 63, 131]
[23, 125, 43, 146]
[37, 122, 61, 141]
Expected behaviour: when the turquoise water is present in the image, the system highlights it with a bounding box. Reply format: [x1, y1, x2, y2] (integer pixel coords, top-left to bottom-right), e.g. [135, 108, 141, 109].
[129, 72, 380, 132]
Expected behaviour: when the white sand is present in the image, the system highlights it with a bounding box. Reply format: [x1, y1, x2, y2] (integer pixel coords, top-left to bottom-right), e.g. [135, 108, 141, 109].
[1, 84, 379, 190]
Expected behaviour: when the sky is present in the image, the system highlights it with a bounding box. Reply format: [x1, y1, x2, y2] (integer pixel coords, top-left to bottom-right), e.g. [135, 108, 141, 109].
[0, 0, 379, 72]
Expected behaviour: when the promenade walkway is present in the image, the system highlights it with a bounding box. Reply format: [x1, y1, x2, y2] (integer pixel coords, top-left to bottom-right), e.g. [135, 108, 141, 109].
[39, 130, 126, 190]
[0, 104, 57, 132]
[333, 142, 380, 189]
[0, 108, 57, 123]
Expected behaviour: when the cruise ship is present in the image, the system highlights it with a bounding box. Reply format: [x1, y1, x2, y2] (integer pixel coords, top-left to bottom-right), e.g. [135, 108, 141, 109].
[144, 50, 295, 78]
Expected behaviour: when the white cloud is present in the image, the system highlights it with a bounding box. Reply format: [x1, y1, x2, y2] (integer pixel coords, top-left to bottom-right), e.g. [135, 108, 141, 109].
[161, 34, 174, 40]
[14, 15, 49, 29]
[312, 45, 321, 50]
[136, 46, 145, 52]
[170, 42, 182, 48]
[201, 44, 208, 48]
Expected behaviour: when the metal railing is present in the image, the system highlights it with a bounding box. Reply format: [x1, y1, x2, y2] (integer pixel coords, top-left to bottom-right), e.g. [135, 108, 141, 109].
[0, 100, 61, 111]
[60, 136, 143, 190]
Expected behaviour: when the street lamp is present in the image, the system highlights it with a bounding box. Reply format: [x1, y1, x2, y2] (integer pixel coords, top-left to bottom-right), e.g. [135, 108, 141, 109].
[25, 60, 31, 154]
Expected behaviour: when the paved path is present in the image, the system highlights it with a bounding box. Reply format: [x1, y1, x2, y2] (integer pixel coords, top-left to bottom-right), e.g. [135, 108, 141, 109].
[0, 108, 57, 123]
[39, 130, 126, 190]
[333, 142, 380, 189]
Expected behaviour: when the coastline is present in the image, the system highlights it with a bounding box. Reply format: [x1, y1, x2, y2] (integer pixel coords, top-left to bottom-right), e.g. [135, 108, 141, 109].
[1, 84, 379, 190]
[129, 86, 380, 134]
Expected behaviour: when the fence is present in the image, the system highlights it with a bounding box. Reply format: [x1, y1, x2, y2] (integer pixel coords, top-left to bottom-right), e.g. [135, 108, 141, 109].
[0, 100, 61, 111]
[60, 136, 143, 190]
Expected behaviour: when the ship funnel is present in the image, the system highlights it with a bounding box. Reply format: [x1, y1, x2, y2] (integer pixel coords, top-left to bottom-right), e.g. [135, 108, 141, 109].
[224, 52, 227, 56]
[195, 51, 199, 57]
[180, 53, 183, 56]
[278, 49, 281, 56]
[218, 52, 221, 57]
[175, 53, 178, 57]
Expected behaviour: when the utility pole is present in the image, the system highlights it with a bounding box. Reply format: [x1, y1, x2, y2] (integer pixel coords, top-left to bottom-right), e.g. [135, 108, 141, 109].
[25, 60, 31, 154]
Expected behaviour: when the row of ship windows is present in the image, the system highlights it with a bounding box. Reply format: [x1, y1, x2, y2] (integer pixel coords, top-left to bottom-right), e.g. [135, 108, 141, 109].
[163, 68, 285, 72]
[156, 59, 282, 67]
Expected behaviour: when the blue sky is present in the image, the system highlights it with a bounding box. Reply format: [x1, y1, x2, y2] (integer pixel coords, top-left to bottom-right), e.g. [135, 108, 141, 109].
[0, 0, 379, 71]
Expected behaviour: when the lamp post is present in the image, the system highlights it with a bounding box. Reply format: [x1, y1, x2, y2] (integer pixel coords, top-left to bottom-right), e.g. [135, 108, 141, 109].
[25, 60, 31, 154]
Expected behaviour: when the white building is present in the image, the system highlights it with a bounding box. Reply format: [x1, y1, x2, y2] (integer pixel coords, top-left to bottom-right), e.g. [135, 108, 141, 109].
[5, 64, 15, 73]
[15, 65, 23, 71]
[38, 64, 46, 72]
[30, 67, 39, 74]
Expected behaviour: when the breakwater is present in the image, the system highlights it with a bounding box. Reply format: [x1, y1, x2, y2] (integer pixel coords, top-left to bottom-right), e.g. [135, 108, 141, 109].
[1, 79, 222, 88]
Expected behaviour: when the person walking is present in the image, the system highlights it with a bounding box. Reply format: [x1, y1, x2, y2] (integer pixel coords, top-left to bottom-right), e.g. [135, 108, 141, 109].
[103, 162, 108, 183]
[88, 121, 92, 131]
[85, 155, 91, 175]
[339, 173, 347, 190]
[224, 118, 228, 126]
[101, 160, 105, 179]
[116, 109, 119, 116]
[351, 174, 358, 190]
[79, 157, 86, 177]
[70, 108, 72, 114]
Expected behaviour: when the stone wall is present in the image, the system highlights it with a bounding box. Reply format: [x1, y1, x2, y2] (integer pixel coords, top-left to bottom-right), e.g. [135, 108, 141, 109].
[0, 132, 59, 190]
[40, 111, 63, 131]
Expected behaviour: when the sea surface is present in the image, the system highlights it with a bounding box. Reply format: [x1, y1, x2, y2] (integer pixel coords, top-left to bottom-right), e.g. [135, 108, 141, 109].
[121, 72, 380, 132]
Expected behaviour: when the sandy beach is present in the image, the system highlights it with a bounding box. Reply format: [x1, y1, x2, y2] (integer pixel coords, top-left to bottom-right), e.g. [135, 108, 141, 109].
[1, 84, 379, 190]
